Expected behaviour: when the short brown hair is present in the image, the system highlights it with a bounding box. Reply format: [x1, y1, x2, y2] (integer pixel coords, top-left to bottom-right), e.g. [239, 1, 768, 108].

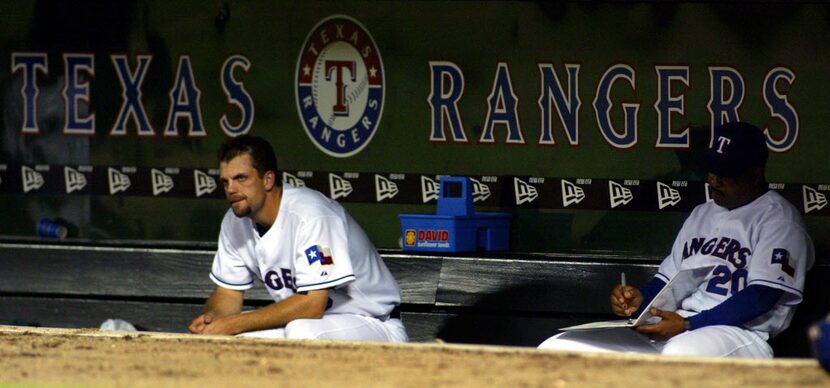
[218, 135, 280, 185]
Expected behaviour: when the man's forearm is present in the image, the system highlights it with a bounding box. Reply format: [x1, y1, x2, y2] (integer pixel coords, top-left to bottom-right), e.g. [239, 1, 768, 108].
[227, 290, 329, 334]
[204, 288, 244, 318]
[687, 285, 783, 330]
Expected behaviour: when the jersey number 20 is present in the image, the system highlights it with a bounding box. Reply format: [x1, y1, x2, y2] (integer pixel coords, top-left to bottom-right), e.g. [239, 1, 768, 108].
[705, 265, 748, 296]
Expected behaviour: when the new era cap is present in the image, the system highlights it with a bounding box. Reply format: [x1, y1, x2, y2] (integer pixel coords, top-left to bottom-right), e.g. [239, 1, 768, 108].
[701, 122, 768, 178]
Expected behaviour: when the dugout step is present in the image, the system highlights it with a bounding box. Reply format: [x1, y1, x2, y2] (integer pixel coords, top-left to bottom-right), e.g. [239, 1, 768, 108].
[399, 176, 511, 252]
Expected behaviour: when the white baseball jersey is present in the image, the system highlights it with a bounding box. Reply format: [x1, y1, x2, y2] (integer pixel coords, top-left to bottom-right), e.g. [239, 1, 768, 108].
[658, 190, 814, 338]
[210, 184, 401, 320]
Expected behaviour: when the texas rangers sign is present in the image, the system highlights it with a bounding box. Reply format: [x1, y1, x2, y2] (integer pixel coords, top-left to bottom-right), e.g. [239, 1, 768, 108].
[296, 15, 385, 158]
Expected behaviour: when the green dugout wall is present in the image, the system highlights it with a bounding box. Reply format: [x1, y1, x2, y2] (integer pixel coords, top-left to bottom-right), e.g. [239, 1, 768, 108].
[1, 1, 828, 258]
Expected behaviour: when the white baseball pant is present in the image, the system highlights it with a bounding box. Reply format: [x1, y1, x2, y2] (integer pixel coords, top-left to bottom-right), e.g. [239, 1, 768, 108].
[237, 314, 408, 342]
[538, 325, 772, 358]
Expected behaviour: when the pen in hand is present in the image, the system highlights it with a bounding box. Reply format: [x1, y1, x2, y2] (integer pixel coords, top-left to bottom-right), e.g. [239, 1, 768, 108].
[621, 272, 628, 313]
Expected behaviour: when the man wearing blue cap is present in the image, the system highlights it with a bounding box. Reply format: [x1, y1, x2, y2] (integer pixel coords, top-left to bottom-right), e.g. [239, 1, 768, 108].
[539, 122, 814, 358]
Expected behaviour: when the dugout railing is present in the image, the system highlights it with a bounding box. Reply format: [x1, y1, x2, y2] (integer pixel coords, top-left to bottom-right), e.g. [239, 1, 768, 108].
[0, 240, 825, 357]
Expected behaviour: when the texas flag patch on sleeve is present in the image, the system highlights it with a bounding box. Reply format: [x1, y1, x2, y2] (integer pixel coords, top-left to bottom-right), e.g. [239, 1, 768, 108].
[771, 248, 795, 277]
[305, 245, 334, 265]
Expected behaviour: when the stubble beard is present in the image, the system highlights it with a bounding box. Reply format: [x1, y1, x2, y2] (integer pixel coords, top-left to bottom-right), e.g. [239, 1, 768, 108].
[230, 201, 252, 218]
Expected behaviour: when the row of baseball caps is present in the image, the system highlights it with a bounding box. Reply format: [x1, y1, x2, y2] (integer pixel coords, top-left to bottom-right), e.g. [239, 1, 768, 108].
[0, 163, 828, 215]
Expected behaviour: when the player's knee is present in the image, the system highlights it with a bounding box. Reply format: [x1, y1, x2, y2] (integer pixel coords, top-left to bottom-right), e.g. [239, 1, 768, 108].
[662, 331, 714, 356]
[284, 319, 322, 340]
[538, 334, 566, 350]
[538, 333, 609, 353]
[662, 340, 702, 356]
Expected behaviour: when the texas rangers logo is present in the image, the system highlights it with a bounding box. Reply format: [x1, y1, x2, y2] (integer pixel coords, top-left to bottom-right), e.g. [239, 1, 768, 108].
[296, 15, 384, 158]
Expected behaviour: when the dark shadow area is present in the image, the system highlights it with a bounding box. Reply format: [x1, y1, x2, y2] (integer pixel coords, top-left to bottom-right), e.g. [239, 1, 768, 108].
[768, 264, 829, 358]
[436, 267, 827, 356]
[435, 282, 618, 347]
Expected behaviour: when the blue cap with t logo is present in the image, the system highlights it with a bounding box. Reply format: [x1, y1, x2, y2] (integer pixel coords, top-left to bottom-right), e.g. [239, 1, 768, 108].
[701, 122, 769, 178]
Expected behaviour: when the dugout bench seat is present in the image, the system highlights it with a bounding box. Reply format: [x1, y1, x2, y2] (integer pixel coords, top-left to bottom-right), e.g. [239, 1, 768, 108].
[0, 240, 826, 357]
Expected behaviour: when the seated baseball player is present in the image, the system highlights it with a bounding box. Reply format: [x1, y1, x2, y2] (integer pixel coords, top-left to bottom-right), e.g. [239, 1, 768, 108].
[188, 135, 408, 342]
[538, 122, 814, 358]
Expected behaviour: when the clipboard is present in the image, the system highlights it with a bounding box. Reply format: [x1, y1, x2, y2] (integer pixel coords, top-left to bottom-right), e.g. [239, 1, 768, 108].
[559, 265, 715, 331]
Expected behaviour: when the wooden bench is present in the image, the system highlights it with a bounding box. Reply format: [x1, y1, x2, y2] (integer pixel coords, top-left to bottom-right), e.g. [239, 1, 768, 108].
[0, 241, 825, 357]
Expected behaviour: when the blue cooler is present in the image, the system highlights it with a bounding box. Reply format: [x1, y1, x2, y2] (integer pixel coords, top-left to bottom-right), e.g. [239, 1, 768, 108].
[399, 176, 511, 252]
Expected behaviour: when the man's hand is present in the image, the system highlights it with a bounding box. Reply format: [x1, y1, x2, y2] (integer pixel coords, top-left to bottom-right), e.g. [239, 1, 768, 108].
[635, 308, 686, 340]
[610, 284, 643, 317]
[188, 286, 244, 334]
[197, 315, 241, 336]
[189, 313, 242, 336]
[189, 289, 330, 336]
[188, 313, 215, 334]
